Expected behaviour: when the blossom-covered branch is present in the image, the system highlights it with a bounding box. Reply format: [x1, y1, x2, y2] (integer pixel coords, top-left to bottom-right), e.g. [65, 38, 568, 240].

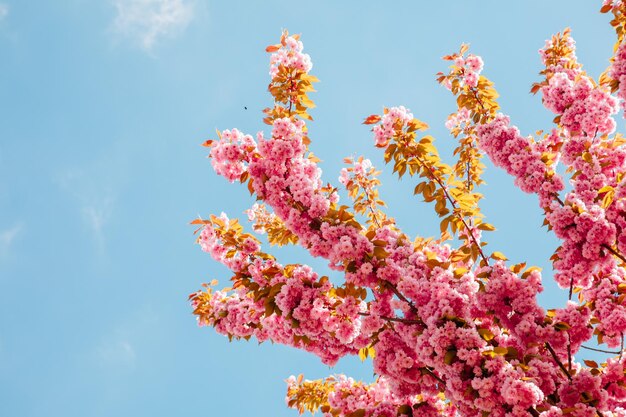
[192, 10, 626, 417]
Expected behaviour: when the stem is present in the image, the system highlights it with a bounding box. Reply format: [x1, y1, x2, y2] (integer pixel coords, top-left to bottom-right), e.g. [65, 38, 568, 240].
[567, 333, 572, 371]
[568, 276, 574, 301]
[466, 159, 472, 192]
[468, 83, 487, 114]
[528, 408, 540, 417]
[545, 342, 572, 381]
[552, 192, 565, 206]
[580, 345, 621, 355]
[415, 154, 490, 266]
[602, 243, 626, 264]
[422, 366, 446, 387]
[368, 206, 382, 229]
[545, 342, 606, 416]
[358, 312, 423, 326]
[287, 75, 296, 116]
[362, 183, 383, 229]
[383, 279, 419, 314]
[547, 340, 609, 417]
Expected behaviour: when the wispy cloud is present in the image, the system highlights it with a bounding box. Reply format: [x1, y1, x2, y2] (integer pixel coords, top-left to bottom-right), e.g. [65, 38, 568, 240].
[82, 198, 114, 254]
[111, 0, 194, 50]
[92, 306, 159, 374]
[0, 223, 22, 258]
[96, 339, 136, 368]
[55, 167, 118, 256]
[0, 3, 8, 21]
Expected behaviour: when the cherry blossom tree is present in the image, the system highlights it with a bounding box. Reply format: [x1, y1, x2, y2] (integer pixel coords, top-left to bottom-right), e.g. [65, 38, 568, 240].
[189, 2, 626, 417]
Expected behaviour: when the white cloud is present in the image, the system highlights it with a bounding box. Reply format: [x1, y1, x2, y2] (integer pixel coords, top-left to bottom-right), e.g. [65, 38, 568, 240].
[0, 4, 8, 20]
[55, 167, 117, 255]
[82, 199, 113, 254]
[0, 223, 22, 257]
[92, 307, 159, 373]
[111, 0, 194, 50]
[96, 339, 136, 369]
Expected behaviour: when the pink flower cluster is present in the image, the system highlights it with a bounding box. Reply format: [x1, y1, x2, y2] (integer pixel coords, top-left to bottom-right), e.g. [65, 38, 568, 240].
[198, 212, 260, 272]
[541, 73, 618, 136]
[208, 110, 570, 417]
[288, 375, 457, 417]
[339, 158, 373, 186]
[538, 29, 618, 136]
[456, 54, 484, 88]
[582, 270, 626, 348]
[547, 197, 616, 288]
[269, 34, 312, 78]
[476, 114, 565, 207]
[245, 117, 380, 275]
[196, 218, 368, 364]
[372, 106, 413, 147]
[245, 203, 274, 234]
[477, 262, 545, 345]
[539, 33, 579, 77]
[475, 32, 626, 363]
[441, 54, 484, 90]
[197, 30, 626, 417]
[601, 356, 626, 410]
[610, 41, 626, 115]
[475, 29, 626, 382]
[208, 128, 256, 182]
[444, 107, 470, 131]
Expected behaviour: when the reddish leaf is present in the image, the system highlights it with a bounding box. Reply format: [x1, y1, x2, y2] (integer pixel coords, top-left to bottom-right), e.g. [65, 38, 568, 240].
[363, 114, 381, 125]
[190, 218, 211, 225]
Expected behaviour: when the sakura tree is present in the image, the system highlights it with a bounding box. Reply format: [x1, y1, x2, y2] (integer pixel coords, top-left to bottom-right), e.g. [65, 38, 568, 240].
[189, 2, 626, 417]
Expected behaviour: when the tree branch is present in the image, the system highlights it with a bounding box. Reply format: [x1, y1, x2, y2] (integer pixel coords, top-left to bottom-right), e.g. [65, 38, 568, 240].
[580, 345, 621, 355]
[545, 342, 572, 381]
[602, 243, 626, 264]
[414, 154, 490, 266]
[358, 312, 424, 326]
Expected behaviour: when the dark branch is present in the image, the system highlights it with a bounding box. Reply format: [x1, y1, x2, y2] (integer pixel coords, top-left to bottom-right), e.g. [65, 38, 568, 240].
[545, 342, 572, 381]
[580, 344, 621, 355]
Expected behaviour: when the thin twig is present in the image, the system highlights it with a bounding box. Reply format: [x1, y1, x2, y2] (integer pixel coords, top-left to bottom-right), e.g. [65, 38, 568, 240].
[358, 312, 423, 326]
[569, 276, 574, 301]
[415, 154, 490, 266]
[580, 345, 621, 355]
[552, 192, 564, 206]
[602, 243, 626, 264]
[382, 280, 419, 313]
[545, 342, 572, 381]
[567, 333, 572, 371]
[422, 366, 446, 387]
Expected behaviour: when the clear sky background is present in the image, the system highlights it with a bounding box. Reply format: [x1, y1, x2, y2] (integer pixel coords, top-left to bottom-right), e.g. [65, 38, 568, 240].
[0, 1, 622, 416]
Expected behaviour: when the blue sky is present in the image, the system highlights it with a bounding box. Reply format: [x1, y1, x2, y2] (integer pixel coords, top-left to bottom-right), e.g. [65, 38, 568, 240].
[0, 1, 621, 416]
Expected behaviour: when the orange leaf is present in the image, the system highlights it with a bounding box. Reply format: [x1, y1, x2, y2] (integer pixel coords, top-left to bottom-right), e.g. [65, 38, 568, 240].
[584, 360, 599, 368]
[363, 114, 381, 125]
[190, 218, 211, 225]
[201, 139, 214, 147]
[265, 44, 280, 53]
